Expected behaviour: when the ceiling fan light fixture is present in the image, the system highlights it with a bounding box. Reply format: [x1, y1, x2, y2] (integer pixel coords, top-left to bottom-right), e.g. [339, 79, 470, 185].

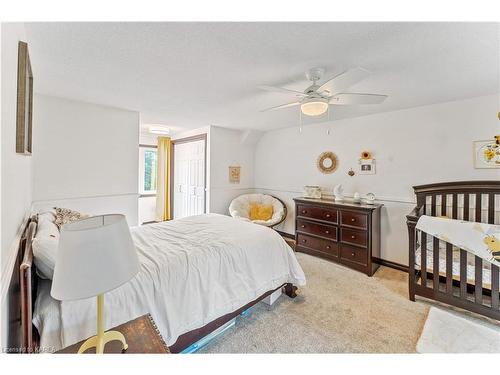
[300, 98, 329, 117]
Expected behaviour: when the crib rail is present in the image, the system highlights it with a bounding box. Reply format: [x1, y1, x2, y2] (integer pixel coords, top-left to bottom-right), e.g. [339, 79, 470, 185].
[407, 181, 500, 321]
[410, 230, 500, 320]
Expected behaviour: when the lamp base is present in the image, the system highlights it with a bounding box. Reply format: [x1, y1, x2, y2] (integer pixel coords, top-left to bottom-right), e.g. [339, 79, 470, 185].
[77, 330, 128, 354]
[77, 294, 128, 354]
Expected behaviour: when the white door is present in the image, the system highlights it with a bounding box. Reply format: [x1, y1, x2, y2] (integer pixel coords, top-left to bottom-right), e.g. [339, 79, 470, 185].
[173, 139, 206, 219]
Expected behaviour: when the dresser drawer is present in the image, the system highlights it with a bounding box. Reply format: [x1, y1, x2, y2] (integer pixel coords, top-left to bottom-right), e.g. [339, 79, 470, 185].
[340, 244, 368, 265]
[297, 204, 337, 223]
[296, 219, 337, 241]
[340, 227, 368, 248]
[340, 210, 367, 229]
[296, 233, 338, 257]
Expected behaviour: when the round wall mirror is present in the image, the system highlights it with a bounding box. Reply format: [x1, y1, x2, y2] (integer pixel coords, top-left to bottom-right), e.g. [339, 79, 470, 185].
[317, 151, 338, 174]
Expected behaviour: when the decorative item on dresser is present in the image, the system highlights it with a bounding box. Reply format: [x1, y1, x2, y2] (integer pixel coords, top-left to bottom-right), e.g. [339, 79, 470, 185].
[294, 197, 382, 276]
[56, 314, 170, 354]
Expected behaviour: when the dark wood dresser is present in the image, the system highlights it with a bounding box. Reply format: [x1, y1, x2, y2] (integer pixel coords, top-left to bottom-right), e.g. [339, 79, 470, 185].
[294, 197, 382, 276]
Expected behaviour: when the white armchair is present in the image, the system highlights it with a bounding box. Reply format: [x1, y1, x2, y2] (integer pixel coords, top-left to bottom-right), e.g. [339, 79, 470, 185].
[229, 193, 287, 227]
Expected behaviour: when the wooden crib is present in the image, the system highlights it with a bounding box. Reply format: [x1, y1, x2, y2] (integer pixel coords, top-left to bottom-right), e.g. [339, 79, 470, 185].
[406, 181, 500, 320]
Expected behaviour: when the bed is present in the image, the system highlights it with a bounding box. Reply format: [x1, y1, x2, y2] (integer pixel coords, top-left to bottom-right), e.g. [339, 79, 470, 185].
[407, 181, 500, 320]
[13, 213, 305, 353]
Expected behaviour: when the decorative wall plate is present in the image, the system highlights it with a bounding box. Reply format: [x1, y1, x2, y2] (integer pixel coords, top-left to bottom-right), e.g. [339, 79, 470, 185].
[317, 151, 338, 174]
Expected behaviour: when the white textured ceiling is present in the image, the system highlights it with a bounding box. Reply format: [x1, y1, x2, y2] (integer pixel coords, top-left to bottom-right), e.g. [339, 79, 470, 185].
[25, 22, 499, 131]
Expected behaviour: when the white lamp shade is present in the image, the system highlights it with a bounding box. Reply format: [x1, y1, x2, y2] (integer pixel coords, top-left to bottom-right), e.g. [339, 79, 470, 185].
[51, 214, 140, 301]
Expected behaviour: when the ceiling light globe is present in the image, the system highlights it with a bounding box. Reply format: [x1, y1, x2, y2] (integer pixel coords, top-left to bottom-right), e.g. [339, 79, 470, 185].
[300, 99, 329, 116]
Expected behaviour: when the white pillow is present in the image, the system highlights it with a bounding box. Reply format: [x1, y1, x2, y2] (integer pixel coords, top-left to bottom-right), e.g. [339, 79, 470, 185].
[32, 213, 60, 280]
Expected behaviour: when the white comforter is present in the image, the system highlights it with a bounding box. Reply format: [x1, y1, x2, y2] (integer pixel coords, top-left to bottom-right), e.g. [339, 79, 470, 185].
[33, 214, 306, 351]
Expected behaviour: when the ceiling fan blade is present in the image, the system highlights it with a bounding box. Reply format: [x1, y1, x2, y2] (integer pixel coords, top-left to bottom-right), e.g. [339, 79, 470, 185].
[330, 93, 388, 105]
[259, 85, 307, 97]
[260, 101, 301, 112]
[318, 67, 371, 96]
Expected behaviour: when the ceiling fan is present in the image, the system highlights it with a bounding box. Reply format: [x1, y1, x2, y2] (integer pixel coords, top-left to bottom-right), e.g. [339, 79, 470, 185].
[259, 67, 387, 117]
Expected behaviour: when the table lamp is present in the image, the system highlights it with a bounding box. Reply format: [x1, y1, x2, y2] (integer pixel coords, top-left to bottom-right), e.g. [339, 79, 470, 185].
[51, 214, 140, 354]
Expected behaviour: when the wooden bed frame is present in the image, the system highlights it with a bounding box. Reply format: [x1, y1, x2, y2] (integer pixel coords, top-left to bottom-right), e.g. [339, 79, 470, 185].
[8, 215, 298, 354]
[406, 181, 500, 321]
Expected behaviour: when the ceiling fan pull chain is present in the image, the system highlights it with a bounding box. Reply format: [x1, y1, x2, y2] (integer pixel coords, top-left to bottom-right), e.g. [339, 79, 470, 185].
[299, 108, 303, 133]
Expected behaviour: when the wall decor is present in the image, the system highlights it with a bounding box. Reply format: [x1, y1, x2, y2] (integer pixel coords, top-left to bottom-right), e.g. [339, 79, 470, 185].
[317, 151, 338, 174]
[16, 41, 33, 155]
[473, 140, 500, 168]
[360, 151, 372, 159]
[228, 166, 241, 183]
[359, 158, 376, 175]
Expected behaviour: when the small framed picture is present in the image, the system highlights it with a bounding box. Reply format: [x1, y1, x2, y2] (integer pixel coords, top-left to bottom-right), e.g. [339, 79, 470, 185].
[16, 41, 33, 155]
[473, 140, 500, 169]
[229, 166, 241, 183]
[359, 159, 376, 175]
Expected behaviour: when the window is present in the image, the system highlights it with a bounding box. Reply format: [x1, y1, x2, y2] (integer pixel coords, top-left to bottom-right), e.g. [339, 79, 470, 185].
[139, 146, 157, 195]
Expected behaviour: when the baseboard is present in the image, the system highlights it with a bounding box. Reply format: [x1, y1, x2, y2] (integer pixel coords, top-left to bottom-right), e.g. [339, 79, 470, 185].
[276, 230, 294, 239]
[372, 257, 408, 273]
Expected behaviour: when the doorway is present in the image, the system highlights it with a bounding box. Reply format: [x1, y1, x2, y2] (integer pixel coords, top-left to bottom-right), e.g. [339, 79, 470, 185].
[171, 134, 207, 219]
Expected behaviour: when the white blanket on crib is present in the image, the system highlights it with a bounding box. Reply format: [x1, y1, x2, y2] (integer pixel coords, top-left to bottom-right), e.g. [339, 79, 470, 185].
[416, 215, 500, 267]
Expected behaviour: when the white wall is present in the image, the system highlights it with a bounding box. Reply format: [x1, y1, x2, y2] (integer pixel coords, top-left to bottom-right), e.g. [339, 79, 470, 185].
[33, 94, 140, 225]
[254, 95, 500, 265]
[209, 126, 257, 214]
[0, 23, 33, 350]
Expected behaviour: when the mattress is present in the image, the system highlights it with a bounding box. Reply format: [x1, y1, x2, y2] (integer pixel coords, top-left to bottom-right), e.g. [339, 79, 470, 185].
[33, 214, 306, 351]
[415, 241, 492, 287]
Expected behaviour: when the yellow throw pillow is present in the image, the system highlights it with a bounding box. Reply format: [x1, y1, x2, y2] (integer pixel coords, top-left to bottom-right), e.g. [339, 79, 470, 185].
[249, 203, 274, 221]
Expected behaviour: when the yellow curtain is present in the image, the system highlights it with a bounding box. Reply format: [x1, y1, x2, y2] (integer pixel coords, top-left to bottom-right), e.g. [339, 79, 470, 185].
[155, 136, 171, 221]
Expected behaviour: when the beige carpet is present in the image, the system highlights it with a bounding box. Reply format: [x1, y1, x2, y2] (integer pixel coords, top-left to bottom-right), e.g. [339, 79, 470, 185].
[198, 253, 430, 353]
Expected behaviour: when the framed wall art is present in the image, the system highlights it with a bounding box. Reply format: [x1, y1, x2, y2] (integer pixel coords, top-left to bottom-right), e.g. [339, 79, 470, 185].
[473, 139, 500, 169]
[229, 166, 241, 183]
[16, 41, 33, 155]
[358, 151, 376, 175]
[359, 158, 376, 175]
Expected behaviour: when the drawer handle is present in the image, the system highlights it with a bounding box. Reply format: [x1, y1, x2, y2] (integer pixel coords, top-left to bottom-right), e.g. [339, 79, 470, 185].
[301, 210, 307, 214]
[325, 230, 330, 234]
[325, 213, 331, 218]
[301, 225, 306, 228]
[351, 251, 355, 257]
[351, 218, 356, 222]
[302, 239, 307, 243]
[326, 245, 331, 249]
[351, 235, 356, 239]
